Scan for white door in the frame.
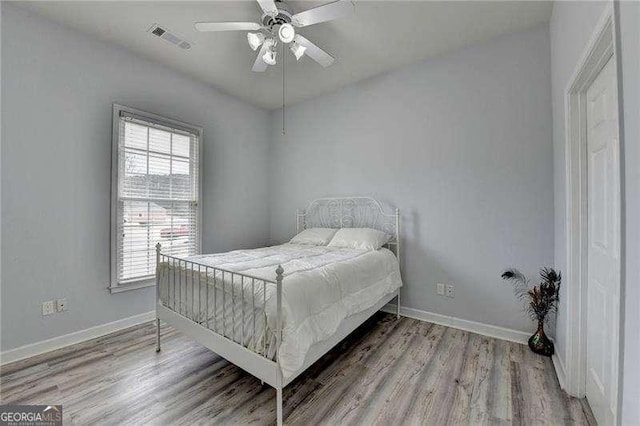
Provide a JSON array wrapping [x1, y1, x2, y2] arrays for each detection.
[[585, 56, 620, 426]]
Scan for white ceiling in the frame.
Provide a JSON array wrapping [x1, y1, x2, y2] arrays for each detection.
[[16, 1, 553, 110]]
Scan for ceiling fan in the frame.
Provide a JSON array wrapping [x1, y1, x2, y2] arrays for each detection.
[[195, 0, 355, 72]]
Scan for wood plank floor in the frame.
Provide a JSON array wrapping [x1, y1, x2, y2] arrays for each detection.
[[0, 313, 595, 425]]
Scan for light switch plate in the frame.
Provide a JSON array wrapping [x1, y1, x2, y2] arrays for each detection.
[[56, 298, 67, 312], [436, 283, 445, 296]]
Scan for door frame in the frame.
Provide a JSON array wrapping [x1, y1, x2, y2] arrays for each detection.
[[563, 4, 622, 417]]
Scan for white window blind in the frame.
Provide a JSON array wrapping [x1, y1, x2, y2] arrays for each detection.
[[113, 108, 201, 286]]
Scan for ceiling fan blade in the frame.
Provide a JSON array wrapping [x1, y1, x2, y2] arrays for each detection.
[[294, 35, 335, 67], [252, 43, 270, 72], [195, 22, 261, 32], [291, 0, 354, 28], [256, 0, 278, 17]]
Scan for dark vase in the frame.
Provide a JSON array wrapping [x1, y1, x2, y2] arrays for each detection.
[[528, 321, 554, 356]]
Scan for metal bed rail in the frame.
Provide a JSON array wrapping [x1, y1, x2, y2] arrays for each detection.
[[154, 243, 284, 363]]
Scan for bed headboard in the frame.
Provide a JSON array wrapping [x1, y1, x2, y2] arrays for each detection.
[[296, 197, 401, 261]]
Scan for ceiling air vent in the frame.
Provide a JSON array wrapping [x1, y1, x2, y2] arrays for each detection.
[[148, 24, 192, 50]]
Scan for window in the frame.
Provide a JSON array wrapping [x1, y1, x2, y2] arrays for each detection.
[[110, 105, 201, 292]]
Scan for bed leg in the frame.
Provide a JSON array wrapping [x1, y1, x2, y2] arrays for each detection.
[[396, 291, 401, 319], [276, 387, 283, 426], [155, 318, 161, 352]]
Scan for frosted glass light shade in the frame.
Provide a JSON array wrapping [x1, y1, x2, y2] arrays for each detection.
[[247, 32, 265, 51]]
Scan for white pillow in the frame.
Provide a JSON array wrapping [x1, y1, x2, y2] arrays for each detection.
[[289, 228, 338, 246], [327, 228, 391, 251]]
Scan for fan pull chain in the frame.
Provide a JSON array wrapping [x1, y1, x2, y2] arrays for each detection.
[[282, 41, 286, 135]]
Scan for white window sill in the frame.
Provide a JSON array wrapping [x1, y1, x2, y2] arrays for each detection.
[[108, 279, 155, 294]]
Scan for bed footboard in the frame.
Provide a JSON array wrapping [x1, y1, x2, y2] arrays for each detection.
[[154, 243, 285, 423]]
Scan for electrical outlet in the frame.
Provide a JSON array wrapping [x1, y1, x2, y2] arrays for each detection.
[[56, 298, 67, 312], [436, 283, 445, 296], [42, 301, 55, 316], [446, 284, 455, 298]]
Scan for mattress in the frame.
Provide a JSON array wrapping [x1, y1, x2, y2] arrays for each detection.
[[157, 243, 402, 378]]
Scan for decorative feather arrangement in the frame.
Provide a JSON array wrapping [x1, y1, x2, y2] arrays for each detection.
[[501, 267, 561, 356], [501, 268, 561, 324]]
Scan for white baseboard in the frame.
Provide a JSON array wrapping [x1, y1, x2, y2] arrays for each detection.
[[382, 303, 530, 345], [0, 311, 155, 366]]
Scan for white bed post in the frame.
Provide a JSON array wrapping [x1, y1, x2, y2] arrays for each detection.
[[155, 242, 162, 353], [395, 208, 401, 319], [296, 208, 305, 234], [276, 384, 283, 426], [275, 264, 284, 426]]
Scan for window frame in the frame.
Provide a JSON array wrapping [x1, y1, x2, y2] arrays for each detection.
[[109, 104, 203, 294]]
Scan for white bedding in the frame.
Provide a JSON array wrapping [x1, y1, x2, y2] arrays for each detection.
[[158, 243, 402, 378]]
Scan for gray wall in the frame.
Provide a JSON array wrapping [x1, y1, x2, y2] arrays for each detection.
[[549, 0, 608, 374], [618, 1, 640, 423], [269, 27, 553, 334], [0, 4, 271, 351]]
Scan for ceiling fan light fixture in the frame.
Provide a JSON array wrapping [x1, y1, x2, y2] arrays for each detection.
[[290, 42, 306, 61], [263, 50, 277, 65], [247, 32, 265, 51], [262, 39, 277, 65], [197, 0, 348, 72], [278, 23, 295, 44]]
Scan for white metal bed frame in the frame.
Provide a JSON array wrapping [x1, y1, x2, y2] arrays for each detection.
[[155, 197, 401, 425]]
